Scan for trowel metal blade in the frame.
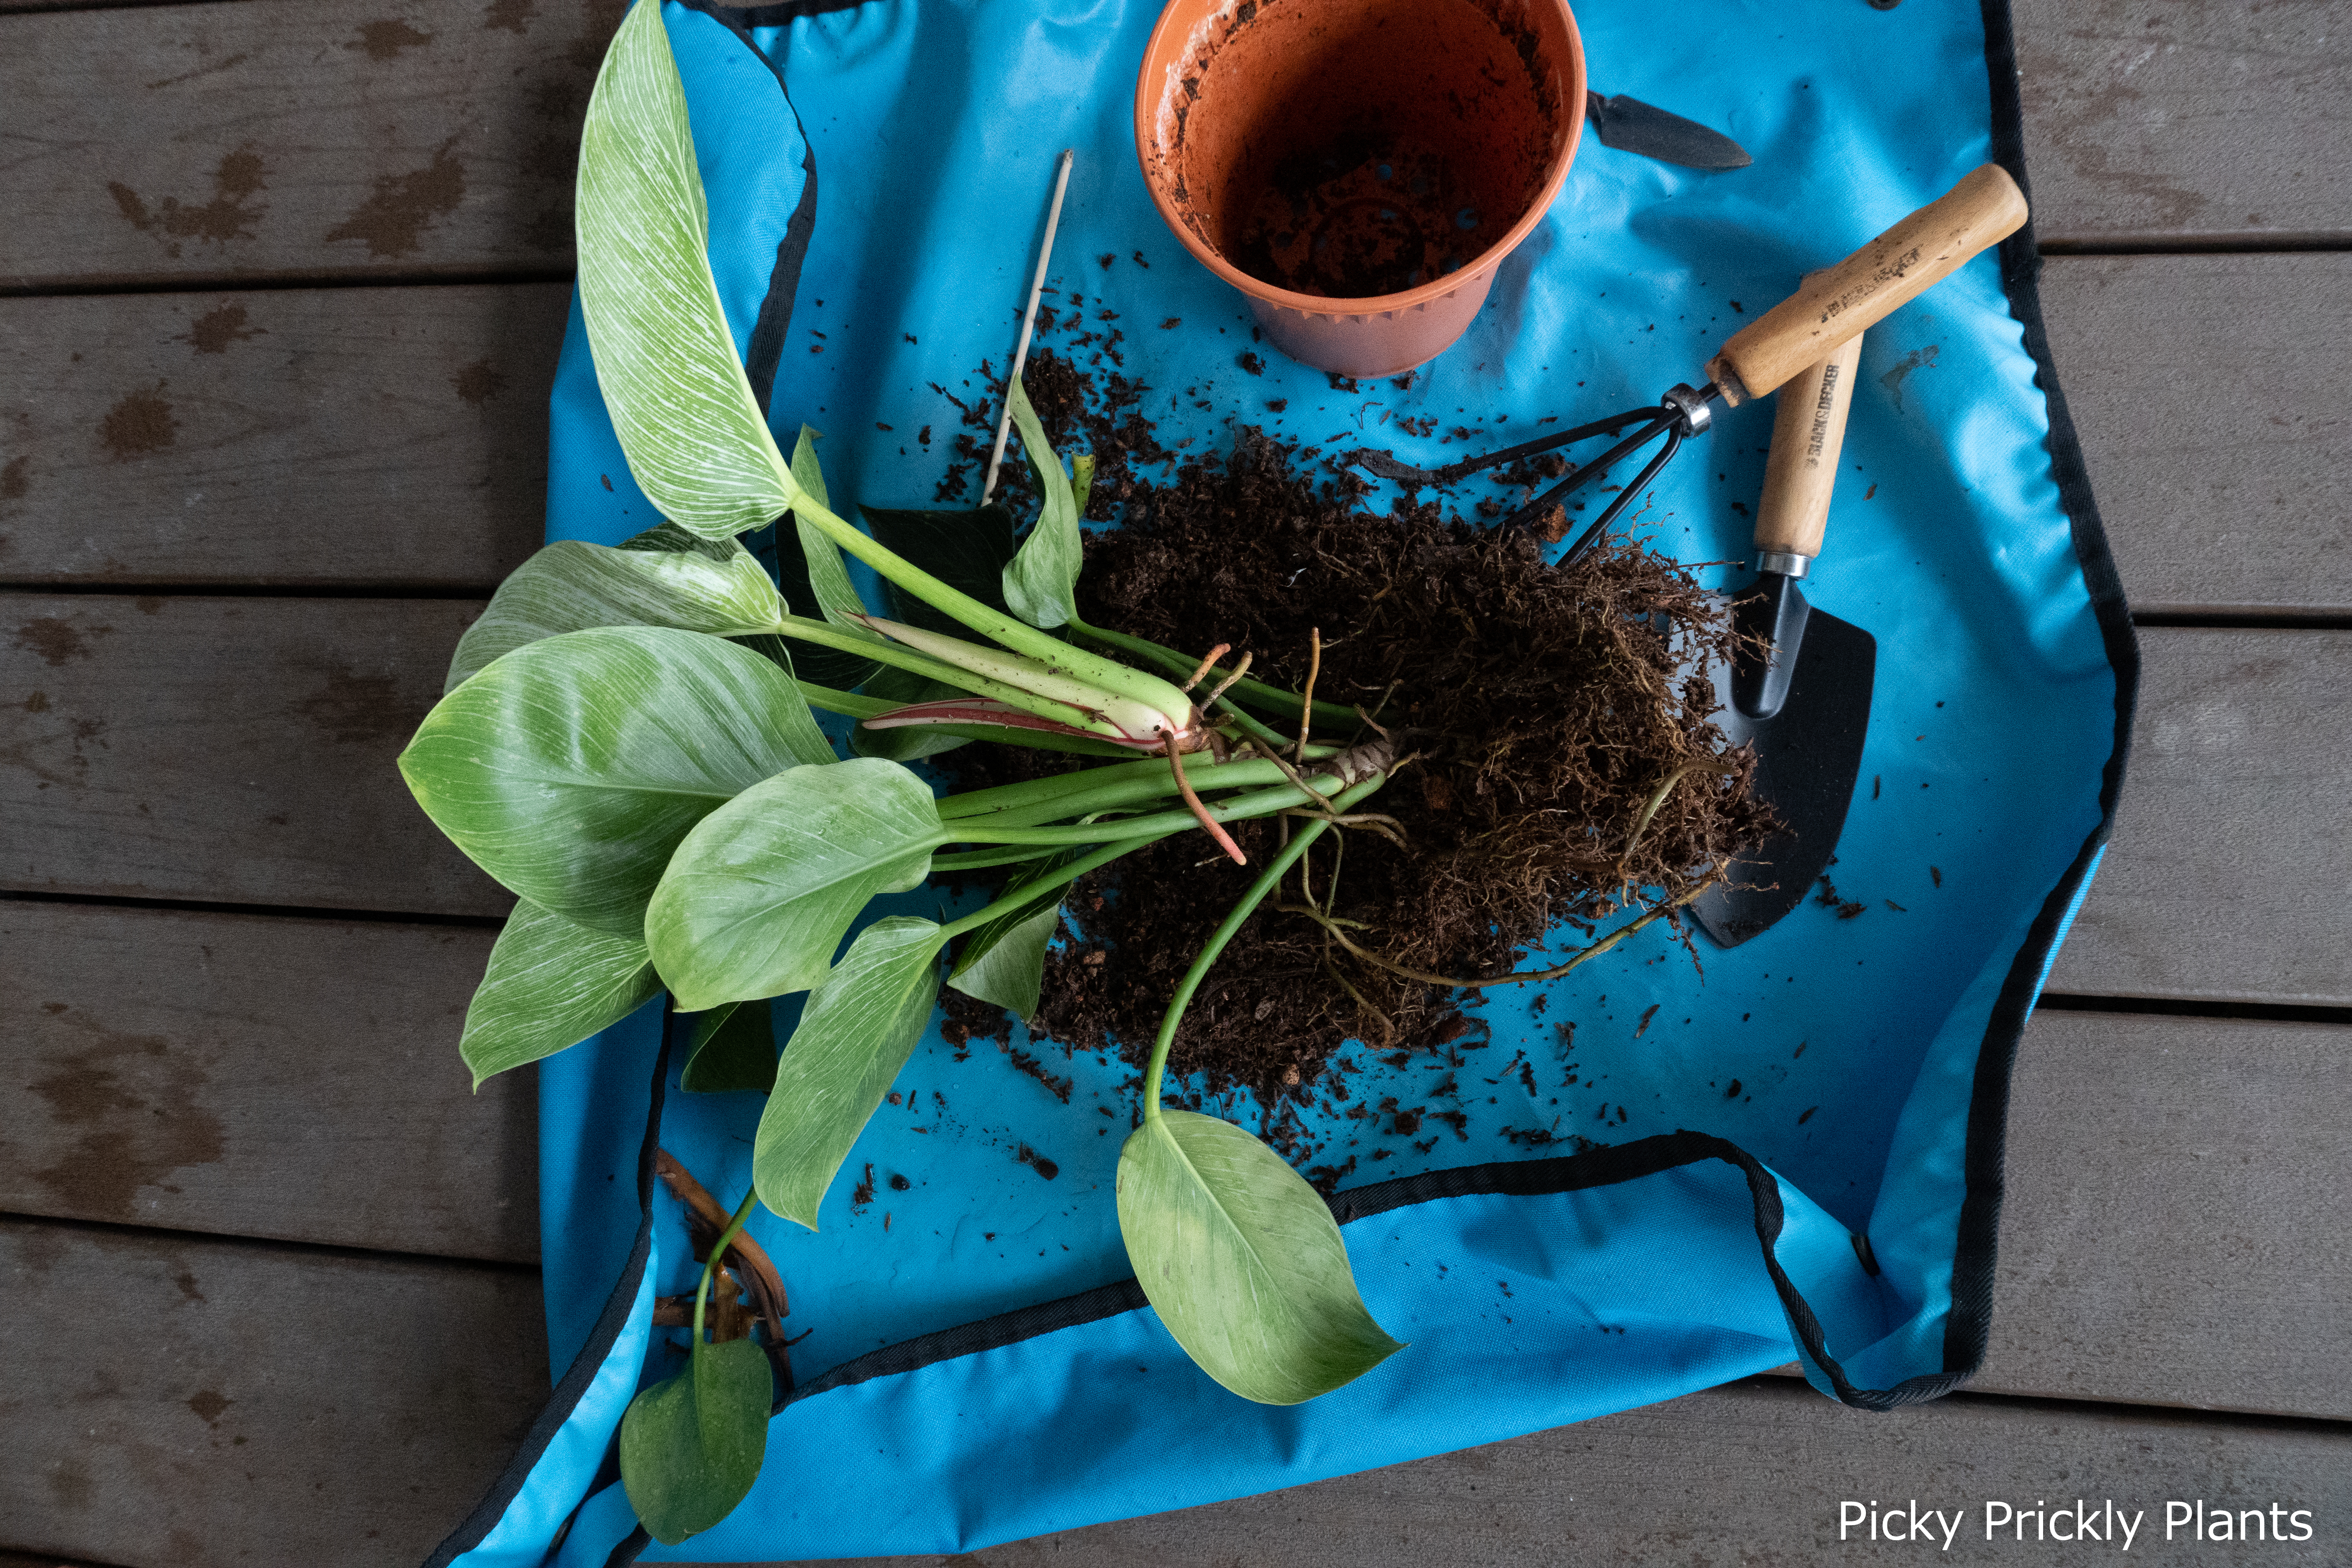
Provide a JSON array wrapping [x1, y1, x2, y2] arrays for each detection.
[[1690, 599, 1876, 947]]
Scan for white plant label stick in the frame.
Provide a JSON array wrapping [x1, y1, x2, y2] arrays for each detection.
[[983, 148, 1076, 504]]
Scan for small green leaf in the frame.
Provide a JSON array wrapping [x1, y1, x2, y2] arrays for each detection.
[[618, 1335, 771, 1545], [755, 916, 945, 1229], [444, 538, 783, 693], [459, 899, 661, 1088], [1000, 380, 1084, 629], [681, 998, 779, 1094], [399, 627, 831, 936], [576, 0, 794, 539], [787, 426, 880, 635], [861, 504, 1019, 638], [1117, 1110, 1405, 1405], [1070, 452, 1096, 517], [946, 850, 1076, 1020], [644, 758, 942, 1009]]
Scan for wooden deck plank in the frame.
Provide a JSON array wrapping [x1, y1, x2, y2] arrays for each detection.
[[0, 0, 617, 291], [2045, 629, 2351, 1008], [1, 0, 2342, 294], [2038, 254, 2351, 618], [0, 285, 568, 590], [5, 259, 2342, 612], [0, 902, 533, 1263], [7, 1222, 2343, 1568], [10, 604, 2335, 1004], [2014, 0, 2352, 249], [0, 1221, 545, 1568], [1, 593, 508, 916], [1, 958, 2340, 1422], [1980, 1013, 2352, 1420]]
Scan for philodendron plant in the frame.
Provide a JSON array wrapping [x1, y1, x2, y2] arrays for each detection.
[[398, 2, 1406, 1544]]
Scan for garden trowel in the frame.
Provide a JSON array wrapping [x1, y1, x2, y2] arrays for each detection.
[[1688, 332, 1875, 947]]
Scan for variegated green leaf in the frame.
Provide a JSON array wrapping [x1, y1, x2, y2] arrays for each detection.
[[459, 898, 661, 1088], [619, 1335, 770, 1544], [576, 0, 794, 539], [786, 425, 879, 636], [754, 916, 946, 1229], [643, 758, 942, 1009], [443, 539, 783, 693], [1000, 379, 1085, 630], [1118, 1110, 1405, 1404], [399, 627, 832, 936]]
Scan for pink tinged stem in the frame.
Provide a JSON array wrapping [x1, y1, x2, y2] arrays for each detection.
[[1166, 732, 1247, 865], [861, 699, 1168, 751]]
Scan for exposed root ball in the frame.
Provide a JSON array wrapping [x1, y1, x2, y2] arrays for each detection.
[[960, 430, 1771, 1106]]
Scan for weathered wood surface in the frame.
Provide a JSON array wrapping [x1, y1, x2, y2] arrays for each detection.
[[1977, 1013, 2352, 1420], [11, 603, 2337, 1004], [11, 1225, 2345, 1568], [0, 902, 533, 1263], [0, 285, 568, 590], [1, 0, 2342, 294], [0, 1221, 546, 1568], [2, 593, 508, 915], [2037, 254, 2351, 618], [0, 0, 620, 291], [10, 260, 2344, 616], [2014, 0, 2352, 249], [2044, 630, 2351, 1008]]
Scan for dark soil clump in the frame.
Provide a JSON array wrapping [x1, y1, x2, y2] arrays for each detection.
[[948, 430, 1769, 1112]]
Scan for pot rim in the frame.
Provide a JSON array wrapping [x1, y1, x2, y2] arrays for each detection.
[[1132, 0, 1588, 321]]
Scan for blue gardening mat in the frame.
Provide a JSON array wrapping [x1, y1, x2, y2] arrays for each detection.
[[426, 0, 2132, 1561]]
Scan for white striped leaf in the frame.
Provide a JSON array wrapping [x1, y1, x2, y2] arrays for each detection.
[[459, 898, 661, 1088], [754, 916, 946, 1229], [576, 0, 794, 539], [443, 539, 783, 693]]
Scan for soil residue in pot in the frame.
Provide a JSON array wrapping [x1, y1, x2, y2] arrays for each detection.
[[1168, 0, 1560, 299]]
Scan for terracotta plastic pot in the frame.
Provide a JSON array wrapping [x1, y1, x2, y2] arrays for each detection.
[[1135, 0, 1585, 378]]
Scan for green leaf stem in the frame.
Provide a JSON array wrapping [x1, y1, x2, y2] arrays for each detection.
[[443, 539, 783, 693], [399, 627, 833, 936], [1118, 1110, 1405, 1405], [458, 899, 661, 1088], [860, 503, 1019, 638], [754, 916, 946, 1228], [644, 758, 940, 1009], [576, 0, 793, 539]]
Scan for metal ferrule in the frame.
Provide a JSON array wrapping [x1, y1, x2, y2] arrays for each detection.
[[1662, 381, 1715, 437], [1754, 550, 1812, 579]]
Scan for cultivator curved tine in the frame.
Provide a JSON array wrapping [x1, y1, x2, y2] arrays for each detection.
[[1347, 385, 1721, 561]]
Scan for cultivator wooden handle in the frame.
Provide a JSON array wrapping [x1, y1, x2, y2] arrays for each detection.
[[1753, 331, 1864, 563], [1705, 163, 2028, 405]]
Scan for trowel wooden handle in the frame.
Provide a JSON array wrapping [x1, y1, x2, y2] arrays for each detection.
[[1754, 332, 1863, 560], [1704, 164, 2026, 405]]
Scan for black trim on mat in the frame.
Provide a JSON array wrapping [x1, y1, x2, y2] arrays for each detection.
[[675, 0, 821, 414], [419, 1028, 675, 1568], [684, 0, 875, 26], [1864, 0, 2144, 1411]]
